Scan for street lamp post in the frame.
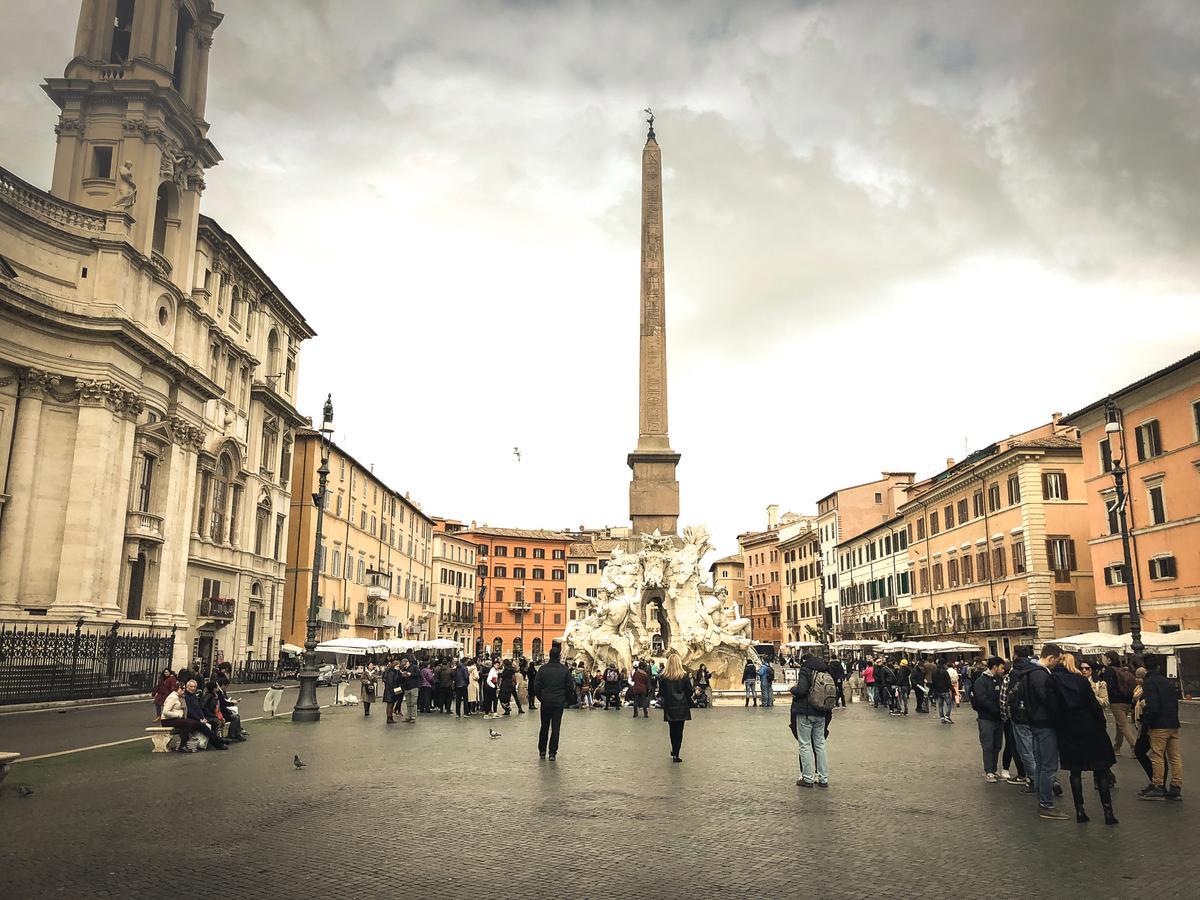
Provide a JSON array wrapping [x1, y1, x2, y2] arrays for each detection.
[[293, 394, 334, 722], [1104, 399, 1144, 657], [477, 564, 487, 659]]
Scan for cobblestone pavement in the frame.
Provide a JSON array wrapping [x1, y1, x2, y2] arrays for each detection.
[[0, 682, 309, 758], [1, 700, 1198, 899]]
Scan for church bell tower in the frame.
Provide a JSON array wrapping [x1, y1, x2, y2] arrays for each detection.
[[42, 0, 223, 291]]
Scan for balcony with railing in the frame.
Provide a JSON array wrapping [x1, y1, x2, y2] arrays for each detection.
[[125, 510, 164, 544], [199, 597, 235, 620], [317, 607, 349, 628]]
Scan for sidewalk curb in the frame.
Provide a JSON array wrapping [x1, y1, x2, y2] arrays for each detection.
[[0, 682, 298, 716]]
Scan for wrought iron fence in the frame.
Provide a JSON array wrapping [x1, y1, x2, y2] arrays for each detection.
[[232, 659, 278, 683], [0, 619, 176, 705]]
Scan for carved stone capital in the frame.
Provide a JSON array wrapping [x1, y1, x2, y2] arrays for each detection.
[[75, 379, 145, 419], [20, 368, 63, 399], [167, 415, 205, 451], [54, 117, 83, 136]]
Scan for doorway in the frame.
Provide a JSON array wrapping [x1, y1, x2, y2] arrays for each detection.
[[126, 551, 146, 619]]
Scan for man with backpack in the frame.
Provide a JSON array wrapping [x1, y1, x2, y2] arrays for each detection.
[[789, 653, 836, 788], [1011, 643, 1068, 819], [758, 659, 775, 708]]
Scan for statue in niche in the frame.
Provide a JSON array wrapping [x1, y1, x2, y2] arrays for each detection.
[[110, 160, 137, 210]]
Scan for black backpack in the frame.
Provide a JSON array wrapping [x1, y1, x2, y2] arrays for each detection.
[[1008, 670, 1033, 724]]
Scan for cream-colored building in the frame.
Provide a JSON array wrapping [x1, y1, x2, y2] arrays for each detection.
[[708, 554, 748, 612], [779, 520, 822, 644], [0, 0, 313, 673], [283, 433, 434, 650], [432, 528, 477, 656]]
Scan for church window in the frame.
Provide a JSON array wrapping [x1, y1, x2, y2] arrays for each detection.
[[172, 7, 194, 92], [91, 146, 113, 179], [110, 0, 135, 64]]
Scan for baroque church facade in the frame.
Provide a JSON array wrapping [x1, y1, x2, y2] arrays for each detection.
[[0, 0, 313, 671]]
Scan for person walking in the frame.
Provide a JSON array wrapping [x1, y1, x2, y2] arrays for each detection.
[[359, 661, 380, 717], [932, 660, 954, 723], [742, 659, 758, 708], [630, 662, 651, 718], [1138, 655, 1183, 801], [482, 659, 500, 718], [893, 659, 911, 716], [1026, 643, 1068, 819], [466, 658, 480, 716], [499, 658, 524, 715], [532, 643, 576, 760], [658, 651, 694, 763], [789, 653, 835, 788], [863, 660, 876, 706], [876, 660, 895, 711], [526, 659, 539, 711], [695, 664, 712, 706], [436, 659, 455, 714], [418, 660, 435, 713], [973, 656, 1005, 782], [1098, 651, 1139, 757], [758, 659, 775, 708], [828, 657, 847, 708], [997, 659, 1028, 784], [1048, 653, 1118, 824]]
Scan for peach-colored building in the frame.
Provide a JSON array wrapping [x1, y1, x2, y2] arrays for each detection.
[[1062, 351, 1200, 694], [708, 554, 748, 612], [891, 420, 1098, 658]]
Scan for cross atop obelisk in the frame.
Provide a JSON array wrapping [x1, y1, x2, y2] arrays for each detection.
[[628, 110, 681, 537]]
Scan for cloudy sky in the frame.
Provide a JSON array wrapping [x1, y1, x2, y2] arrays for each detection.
[[4, 1, 1200, 555]]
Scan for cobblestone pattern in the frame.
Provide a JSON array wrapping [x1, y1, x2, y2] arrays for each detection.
[[0, 701, 1197, 898]]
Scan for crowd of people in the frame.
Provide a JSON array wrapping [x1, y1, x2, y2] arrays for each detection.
[[151, 661, 247, 752]]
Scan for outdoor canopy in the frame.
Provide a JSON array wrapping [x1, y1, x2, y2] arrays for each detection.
[[1055, 630, 1200, 655], [782, 640, 822, 648]]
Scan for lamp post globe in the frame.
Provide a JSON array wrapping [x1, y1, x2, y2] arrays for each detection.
[[293, 394, 334, 722]]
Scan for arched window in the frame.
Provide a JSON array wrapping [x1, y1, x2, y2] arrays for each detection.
[[230, 285, 241, 325], [254, 493, 272, 556], [152, 182, 179, 258], [512, 637, 523, 658], [267, 329, 281, 379], [210, 455, 233, 542], [492, 637, 503, 658], [531, 637, 542, 661]]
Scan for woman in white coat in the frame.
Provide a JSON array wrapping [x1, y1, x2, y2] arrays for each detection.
[[466, 659, 480, 716]]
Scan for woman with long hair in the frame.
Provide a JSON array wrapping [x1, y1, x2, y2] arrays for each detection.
[[657, 652, 693, 763], [1051, 652, 1118, 824]]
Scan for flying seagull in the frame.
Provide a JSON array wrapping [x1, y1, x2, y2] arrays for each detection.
[[293, 754, 306, 769], [512, 447, 521, 462], [489, 728, 502, 739]]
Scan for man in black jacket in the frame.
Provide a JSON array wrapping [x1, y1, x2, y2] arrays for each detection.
[[789, 655, 832, 787], [532, 643, 576, 760], [1027, 643, 1068, 819], [973, 657, 1004, 781], [1099, 651, 1138, 755], [828, 658, 847, 708], [1139, 655, 1183, 801]]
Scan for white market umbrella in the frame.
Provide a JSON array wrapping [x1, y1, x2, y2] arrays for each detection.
[[315, 637, 389, 655], [829, 640, 880, 650], [281, 643, 304, 655], [423, 638, 464, 650], [1053, 632, 1127, 652], [782, 641, 822, 649], [1120, 630, 1200, 654], [382, 638, 421, 652]]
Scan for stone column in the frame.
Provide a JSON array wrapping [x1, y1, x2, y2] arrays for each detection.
[[192, 34, 213, 119], [96, 400, 141, 613], [0, 370, 57, 612], [159, 421, 201, 625]]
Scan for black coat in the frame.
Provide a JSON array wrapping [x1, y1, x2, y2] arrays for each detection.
[[382, 666, 402, 701], [789, 657, 832, 720], [931, 667, 952, 693], [1047, 666, 1116, 772], [1141, 672, 1181, 730], [828, 660, 846, 682], [973, 671, 1002, 722], [658, 676, 693, 722], [533, 660, 576, 707]]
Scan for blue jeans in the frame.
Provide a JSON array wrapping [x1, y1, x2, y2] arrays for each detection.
[[867, 684, 876, 704], [796, 714, 829, 784], [1013, 723, 1036, 780], [744, 681, 757, 702], [977, 718, 1002, 774], [760, 678, 773, 706], [1031, 726, 1060, 808], [937, 692, 954, 720]]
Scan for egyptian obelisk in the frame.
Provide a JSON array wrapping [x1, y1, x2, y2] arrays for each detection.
[[628, 112, 681, 537]]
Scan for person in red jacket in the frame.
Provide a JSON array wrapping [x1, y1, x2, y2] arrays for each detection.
[[630, 662, 651, 718]]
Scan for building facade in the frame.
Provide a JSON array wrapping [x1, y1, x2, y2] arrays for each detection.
[[1063, 352, 1200, 639], [283, 433, 433, 651], [0, 0, 313, 673], [432, 528, 477, 657], [738, 506, 801, 647], [708, 554, 748, 613], [816, 472, 914, 637], [836, 515, 912, 641], [462, 527, 571, 661], [779, 524, 823, 644], [895, 421, 1097, 658]]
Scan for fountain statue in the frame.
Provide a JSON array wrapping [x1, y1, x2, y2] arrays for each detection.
[[561, 525, 760, 688]]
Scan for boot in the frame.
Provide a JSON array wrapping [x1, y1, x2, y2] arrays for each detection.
[[1070, 773, 1089, 823], [1098, 779, 1119, 824]]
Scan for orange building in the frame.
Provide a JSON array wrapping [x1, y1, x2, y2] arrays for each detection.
[[460, 526, 571, 661], [893, 420, 1097, 658], [738, 506, 811, 647], [1062, 351, 1200, 692]]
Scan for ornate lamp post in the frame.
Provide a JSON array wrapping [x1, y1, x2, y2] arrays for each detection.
[[476, 563, 487, 659], [1104, 399, 1144, 656], [293, 394, 334, 722]]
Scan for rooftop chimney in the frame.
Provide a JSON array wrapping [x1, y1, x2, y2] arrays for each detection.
[[946, 457, 955, 469], [766, 504, 780, 529], [1051, 411, 1063, 425]]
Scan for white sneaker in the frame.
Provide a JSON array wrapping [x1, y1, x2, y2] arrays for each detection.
[[1000, 770, 1011, 781], [984, 772, 998, 783]]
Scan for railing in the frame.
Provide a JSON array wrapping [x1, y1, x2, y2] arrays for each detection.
[[96, 64, 126, 81], [0, 165, 108, 233], [199, 597, 235, 620], [150, 250, 172, 277], [126, 510, 164, 542], [331, 609, 348, 627], [903, 612, 1035, 637], [232, 660, 277, 683], [0, 620, 175, 705], [356, 612, 385, 627]]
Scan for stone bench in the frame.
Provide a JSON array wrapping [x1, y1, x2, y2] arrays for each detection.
[[145, 726, 181, 753], [0, 751, 20, 784]]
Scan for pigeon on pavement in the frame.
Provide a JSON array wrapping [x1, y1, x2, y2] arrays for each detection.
[[293, 754, 306, 769], [488, 729, 501, 739], [16, 786, 33, 797]]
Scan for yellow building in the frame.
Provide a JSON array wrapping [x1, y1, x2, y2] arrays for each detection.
[[894, 420, 1098, 658], [779, 524, 822, 643], [283, 431, 433, 649], [432, 526, 477, 656]]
